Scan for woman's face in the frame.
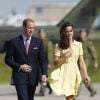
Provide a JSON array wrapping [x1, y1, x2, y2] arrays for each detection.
[[65, 26, 73, 39]]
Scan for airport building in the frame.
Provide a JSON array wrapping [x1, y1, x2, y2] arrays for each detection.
[[27, 3, 74, 25]]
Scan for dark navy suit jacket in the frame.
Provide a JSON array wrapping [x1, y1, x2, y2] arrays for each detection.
[[5, 35, 47, 86]]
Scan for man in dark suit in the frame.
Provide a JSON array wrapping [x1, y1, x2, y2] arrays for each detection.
[[5, 18, 47, 100]]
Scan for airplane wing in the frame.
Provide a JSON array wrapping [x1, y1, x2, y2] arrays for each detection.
[[57, 0, 100, 33]]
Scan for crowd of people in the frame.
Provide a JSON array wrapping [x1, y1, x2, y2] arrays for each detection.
[[4, 18, 98, 100]]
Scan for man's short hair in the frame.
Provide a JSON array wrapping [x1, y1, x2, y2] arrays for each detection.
[[23, 18, 34, 27]]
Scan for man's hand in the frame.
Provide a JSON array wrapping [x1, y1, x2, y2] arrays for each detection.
[[41, 75, 47, 85], [20, 64, 32, 72], [94, 61, 98, 69]]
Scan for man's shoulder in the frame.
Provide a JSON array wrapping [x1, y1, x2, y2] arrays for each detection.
[[9, 35, 21, 42], [85, 38, 93, 46], [31, 36, 42, 44], [32, 36, 40, 41], [6, 35, 21, 47], [45, 38, 52, 44]]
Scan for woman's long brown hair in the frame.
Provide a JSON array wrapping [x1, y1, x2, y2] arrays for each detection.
[[58, 22, 73, 49]]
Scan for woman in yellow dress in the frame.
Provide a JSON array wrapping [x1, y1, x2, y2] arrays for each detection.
[[49, 22, 90, 100]]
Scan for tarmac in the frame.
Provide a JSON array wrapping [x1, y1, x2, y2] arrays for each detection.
[[0, 83, 100, 100]]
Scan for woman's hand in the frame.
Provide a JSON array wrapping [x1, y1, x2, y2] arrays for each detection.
[[64, 48, 72, 57], [83, 75, 91, 87], [54, 56, 65, 66], [79, 55, 91, 87]]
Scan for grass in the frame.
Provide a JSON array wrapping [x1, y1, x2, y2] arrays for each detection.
[[92, 30, 100, 35], [88, 41, 100, 82], [0, 54, 11, 84], [0, 41, 100, 84]]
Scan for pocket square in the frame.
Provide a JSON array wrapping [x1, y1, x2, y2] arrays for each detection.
[[33, 47, 38, 49]]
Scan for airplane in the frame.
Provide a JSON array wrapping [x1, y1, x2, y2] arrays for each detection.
[[0, 0, 100, 53]]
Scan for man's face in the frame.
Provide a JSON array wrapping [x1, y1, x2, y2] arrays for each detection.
[[23, 21, 35, 37], [80, 32, 87, 39], [39, 32, 46, 40]]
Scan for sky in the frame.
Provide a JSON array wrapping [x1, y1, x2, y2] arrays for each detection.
[[0, 0, 80, 17]]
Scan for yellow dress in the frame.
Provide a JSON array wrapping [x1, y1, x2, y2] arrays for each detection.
[[49, 40, 83, 97]]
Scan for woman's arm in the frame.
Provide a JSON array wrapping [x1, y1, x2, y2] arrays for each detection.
[[78, 55, 90, 86]]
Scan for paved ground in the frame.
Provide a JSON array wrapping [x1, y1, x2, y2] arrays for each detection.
[[0, 83, 100, 100]]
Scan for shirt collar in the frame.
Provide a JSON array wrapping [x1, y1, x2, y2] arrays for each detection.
[[22, 34, 31, 41], [72, 40, 78, 46]]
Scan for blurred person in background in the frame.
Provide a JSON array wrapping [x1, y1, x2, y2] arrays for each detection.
[[35, 29, 53, 96], [78, 29, 98, 97]]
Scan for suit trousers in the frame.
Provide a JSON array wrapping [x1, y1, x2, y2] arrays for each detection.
[[15, 84, 36, 100]]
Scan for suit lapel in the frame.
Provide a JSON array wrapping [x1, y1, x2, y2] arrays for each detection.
[[18, 35, 26, 55]]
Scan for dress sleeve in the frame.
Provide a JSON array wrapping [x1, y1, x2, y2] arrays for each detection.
[[54, 43, 61, 57], [79, 42, 83, 56]]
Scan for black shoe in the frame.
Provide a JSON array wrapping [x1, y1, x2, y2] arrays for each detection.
[[90, 91, 97, 97], [48, 89, 52, 95], [35, 93, 45, 96]]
